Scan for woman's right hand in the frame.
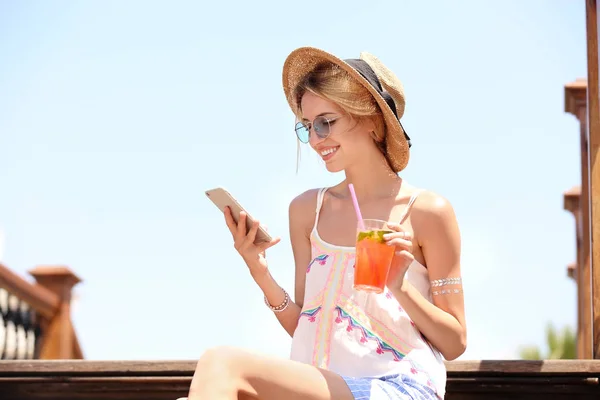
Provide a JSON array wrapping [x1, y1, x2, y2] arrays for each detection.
[[224, 206, 281, 280]]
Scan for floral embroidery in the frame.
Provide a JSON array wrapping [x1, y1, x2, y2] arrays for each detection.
[[335, 306, 405, 361], [307, 254, 329, 273], [300, 306, 322, 322]]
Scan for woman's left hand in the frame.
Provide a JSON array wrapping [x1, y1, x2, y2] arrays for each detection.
[[383, 222, 415, 290]]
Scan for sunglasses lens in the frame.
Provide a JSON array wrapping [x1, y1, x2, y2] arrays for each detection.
[[295, 122, 310, 143], [313, 116, 330, 139]]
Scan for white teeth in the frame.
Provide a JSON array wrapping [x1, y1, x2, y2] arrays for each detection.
[[320, 147, 338, 156]]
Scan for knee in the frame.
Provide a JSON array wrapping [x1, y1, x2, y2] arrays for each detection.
[[194, 346, 242, 380], [189, 346, 243, 397]]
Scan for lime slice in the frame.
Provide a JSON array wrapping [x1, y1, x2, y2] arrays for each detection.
[[357, 231, 373, 242], [375, 230, 393, 243], [357, 229, 393, 243]]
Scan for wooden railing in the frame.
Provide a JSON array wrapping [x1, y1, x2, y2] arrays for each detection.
[[0, 359, 598, 399], [0, 263, 83, 360], [0, 288, 43, 359]]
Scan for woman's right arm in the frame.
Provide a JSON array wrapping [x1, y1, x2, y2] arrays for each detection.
[[253, 190, 315, 337]]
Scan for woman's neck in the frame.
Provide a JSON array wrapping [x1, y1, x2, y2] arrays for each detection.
[[342, 153, 402, 202]]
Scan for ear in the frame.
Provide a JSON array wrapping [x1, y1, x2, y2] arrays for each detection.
[[362, 117, 376, 133], [362, 118, 383, 143]]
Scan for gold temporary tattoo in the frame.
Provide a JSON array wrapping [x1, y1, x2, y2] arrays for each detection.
[[430, 277, 462, 287], [432, 288, 463, 296]]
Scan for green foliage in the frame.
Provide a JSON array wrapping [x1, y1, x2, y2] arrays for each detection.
[[519, 323, 576, 360]]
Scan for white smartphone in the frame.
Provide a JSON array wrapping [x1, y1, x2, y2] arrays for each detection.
[[205, 187, 273, 244]]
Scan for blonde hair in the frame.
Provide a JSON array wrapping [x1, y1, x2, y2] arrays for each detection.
[[292, 62, 390, 169]]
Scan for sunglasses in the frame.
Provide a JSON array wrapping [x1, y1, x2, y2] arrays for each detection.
[[294, 115, 338, 144]]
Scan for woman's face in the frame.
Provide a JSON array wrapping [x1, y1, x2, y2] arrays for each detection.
[[299, 91, 374, 173]]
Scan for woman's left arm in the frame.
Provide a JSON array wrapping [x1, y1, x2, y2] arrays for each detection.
[[388, 192, 466, 361]]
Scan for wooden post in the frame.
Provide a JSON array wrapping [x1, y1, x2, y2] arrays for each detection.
[[565, 81, 592, 358], [564, 185, 582, 282], [587, 0, 600, 359], [28, 265, 83, 359]]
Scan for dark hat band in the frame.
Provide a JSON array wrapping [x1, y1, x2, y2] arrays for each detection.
[[344, 59, 411, 147]]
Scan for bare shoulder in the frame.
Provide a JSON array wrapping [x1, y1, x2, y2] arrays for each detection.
[[412, 189, 457, 219], [410, 189, 460, 242], [289, 188, 320, 216], [289, 188, 321, 235]]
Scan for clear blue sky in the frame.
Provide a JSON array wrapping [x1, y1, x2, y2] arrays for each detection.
[[0, 0, 586, 360]]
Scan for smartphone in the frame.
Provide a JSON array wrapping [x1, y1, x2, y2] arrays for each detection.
[[205, 187, 273, 244]]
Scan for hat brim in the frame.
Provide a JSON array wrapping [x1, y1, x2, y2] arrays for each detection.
[[282, 46, 409, 172]]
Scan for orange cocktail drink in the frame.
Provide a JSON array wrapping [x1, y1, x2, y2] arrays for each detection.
[[353, 219, 395, 294]]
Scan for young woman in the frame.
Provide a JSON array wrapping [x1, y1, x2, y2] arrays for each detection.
[[183, 47, 466, 400]]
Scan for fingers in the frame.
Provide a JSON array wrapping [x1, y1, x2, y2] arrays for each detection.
[[386, 238, 413, 252], [385, 223, 411, 239], [392, 249, 415, 270], [383, 231, 413, 241], [394, 249, 414, 259], [245, 219, 260, 245], [387, 222, 402, 232], [236, 211, 248, 239], [258, 237, 281, 252], [224, 208, 279, 254], [383, 229, 413, 252], [224, 207, 237, 235], [383, 230, 413, 242]]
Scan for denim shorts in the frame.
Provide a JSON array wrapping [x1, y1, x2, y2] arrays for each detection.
[[342, 373, 440, 400]]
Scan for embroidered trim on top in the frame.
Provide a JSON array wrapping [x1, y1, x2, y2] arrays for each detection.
[[307, 254, 329, 273], [299, 306, 322, 322], [334, 304, 440, 390], [311, 252, 341, 368], [335, 306, 405, 361], [337, 293, 421, 350]]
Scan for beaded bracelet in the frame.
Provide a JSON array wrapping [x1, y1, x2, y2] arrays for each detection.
[[264, 288, 290, 313]]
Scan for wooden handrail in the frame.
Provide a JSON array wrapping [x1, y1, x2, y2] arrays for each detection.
[[0, 264, 84, 360], [0, 263, 59, 319], [0, 360, 598, 400], [0, 359, 599, 376]]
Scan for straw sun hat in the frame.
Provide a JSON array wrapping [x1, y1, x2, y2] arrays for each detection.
[[282, 47, 412, 173]]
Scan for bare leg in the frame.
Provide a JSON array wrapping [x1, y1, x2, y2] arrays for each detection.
[[182, 346, 355, 400]]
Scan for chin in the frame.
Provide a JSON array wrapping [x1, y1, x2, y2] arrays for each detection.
[[324, 162, 345, 173]]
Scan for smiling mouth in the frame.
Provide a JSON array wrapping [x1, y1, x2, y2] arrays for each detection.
[[320, 147, 339, 157]]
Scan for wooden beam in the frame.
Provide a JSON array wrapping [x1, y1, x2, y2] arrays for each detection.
[[588, 0, 600, 359], [565, 81, 592, 358]]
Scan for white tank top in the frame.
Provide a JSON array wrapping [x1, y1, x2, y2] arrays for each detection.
[[290, 187, 447, 398]]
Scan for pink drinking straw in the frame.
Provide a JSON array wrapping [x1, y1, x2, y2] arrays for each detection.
[[348, 184, 365, 230], [348, 183, 378, 288]]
